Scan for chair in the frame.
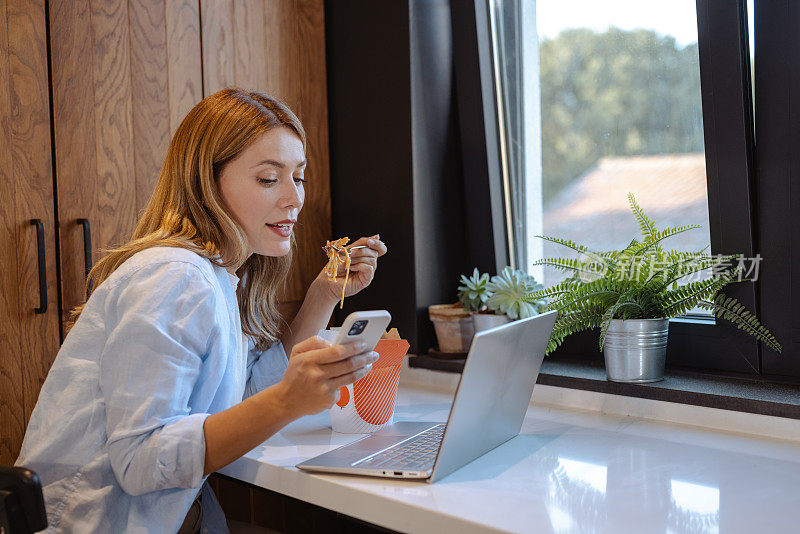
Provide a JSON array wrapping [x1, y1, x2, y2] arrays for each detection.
[[0, 466, 47, 533]]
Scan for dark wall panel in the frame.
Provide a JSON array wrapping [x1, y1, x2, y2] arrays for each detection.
[[410, 0, 468, 354], [326, 0, 468, 353], [325, 0, 417, 346]]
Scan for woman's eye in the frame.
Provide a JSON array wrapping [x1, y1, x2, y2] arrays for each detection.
[[257, 177, 305, 185]]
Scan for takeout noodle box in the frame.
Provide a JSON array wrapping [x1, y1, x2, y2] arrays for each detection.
[[325, 336, 411, 433]]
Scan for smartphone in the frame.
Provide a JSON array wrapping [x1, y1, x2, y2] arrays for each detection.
[[332, 310, 392, 352]]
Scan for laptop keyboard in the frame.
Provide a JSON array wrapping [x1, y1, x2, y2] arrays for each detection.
[[352, 424, 446, 471]]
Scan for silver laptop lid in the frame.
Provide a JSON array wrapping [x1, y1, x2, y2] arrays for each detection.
[[428, 310, 558, 483]]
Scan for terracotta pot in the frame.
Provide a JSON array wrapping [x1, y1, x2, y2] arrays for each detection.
[[471, 312, 511, 333], [428, 303, 474, 353]]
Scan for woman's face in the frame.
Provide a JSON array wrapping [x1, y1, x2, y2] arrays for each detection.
[[218, 126, 306, 258]]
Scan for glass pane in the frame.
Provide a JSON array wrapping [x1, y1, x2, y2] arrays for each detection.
[[489, 0, 537, 273], [532, 0, 713, 316]]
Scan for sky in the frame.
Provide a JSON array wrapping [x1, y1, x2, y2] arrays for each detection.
[[536, 0, 755, 52]]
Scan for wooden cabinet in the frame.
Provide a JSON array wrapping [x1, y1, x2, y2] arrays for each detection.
[[2, 0, 331, 465], [209, 474, 394, 533], [0, 0, 61, 466]]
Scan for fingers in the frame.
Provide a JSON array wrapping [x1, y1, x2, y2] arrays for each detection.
[[348, 251, 378, 265], [349, 248, 378, 261], [311, 340, 369, 365], [330, 364, 373, 389], [292, 335, 332, 355], [350, 262, 375, 276], [367, 237, 388, 257], [324, 350, 379, 378], [334, 256, 376, 277], [347, 235, 387, 257]]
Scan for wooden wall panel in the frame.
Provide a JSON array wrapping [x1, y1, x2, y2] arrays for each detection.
[[232, 0, 268, 90], [262, 0, 332, 304], [200, 0, 269, 92], [0, 0, 25, 466], [165, 0, 203, 137], [200, 0, 233, 95], [129, 0, 170, 211], [291, 0, 332, 305], [4, 0, 60, 462], [262, 0, 286, 96], [90, 0, 136, 250]]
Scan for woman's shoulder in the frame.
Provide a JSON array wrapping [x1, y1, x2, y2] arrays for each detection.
[[103, 246, 222, 292]]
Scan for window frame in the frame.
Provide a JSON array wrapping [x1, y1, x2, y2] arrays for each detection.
[[451, 0, 511, 277], [754, 0, 800, 379]]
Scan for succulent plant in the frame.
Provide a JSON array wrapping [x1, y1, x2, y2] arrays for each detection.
[[486, 267, 545, 320], [457, 268, 491, 312]]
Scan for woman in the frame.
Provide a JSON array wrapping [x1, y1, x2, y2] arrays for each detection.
[[16, 88, 387, 533]]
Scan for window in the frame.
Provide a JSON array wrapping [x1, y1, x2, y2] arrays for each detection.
[[535, 1, 713, 316], [486, 0, 766, 375]]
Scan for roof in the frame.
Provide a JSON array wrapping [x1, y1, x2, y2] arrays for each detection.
[[540, 153, 711, 286]]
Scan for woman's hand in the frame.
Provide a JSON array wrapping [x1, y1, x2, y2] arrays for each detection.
[[314, 234, 388, 304], [276, 335, 379, 417]]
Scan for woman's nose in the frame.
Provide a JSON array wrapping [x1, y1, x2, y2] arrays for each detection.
[[280, 180, 303, 208]]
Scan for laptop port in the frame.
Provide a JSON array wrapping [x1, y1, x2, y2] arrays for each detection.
[[394, 471, 403, 476]]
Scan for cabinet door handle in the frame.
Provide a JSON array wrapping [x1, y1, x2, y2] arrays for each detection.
[[77, 218, 92, 295], [30, 219, 47, 314]]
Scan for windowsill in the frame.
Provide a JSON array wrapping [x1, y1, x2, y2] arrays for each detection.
[[408, 354, 800, 421]]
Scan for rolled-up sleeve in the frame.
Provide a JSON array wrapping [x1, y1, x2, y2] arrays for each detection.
[[244, 339, 289, 399], [99, 261, 219, 496]]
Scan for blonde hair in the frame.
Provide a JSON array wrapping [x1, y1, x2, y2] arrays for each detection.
[[70, 88, 306, 349]]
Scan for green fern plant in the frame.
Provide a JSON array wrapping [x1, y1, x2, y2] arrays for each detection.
[[525, 193, 782, 355], [486, 266, 545, 320], [457, 268, 491, 312]]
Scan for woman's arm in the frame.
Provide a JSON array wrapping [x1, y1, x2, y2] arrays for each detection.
[[202, 383, 296, 475], [279, 282, 338, 357], [203, 336, 377, 474]]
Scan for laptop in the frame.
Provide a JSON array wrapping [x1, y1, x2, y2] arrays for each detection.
[[296, 310, 558, 483]]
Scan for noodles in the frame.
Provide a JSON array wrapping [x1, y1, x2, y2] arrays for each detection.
[[323, 237, 352, 309]]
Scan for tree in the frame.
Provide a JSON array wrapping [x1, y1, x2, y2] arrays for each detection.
[[539, 28, 705, 201]]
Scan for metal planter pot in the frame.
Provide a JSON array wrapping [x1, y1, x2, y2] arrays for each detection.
[[603, 318, 669, 383], [471, 312, 511, 333]]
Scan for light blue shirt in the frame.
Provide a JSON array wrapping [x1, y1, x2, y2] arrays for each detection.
[[16, 247, 289, 533]]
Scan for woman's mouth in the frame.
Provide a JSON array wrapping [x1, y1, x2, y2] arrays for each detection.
[[266, 222, 293, 237]]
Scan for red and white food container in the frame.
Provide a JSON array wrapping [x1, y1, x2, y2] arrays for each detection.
[[318, 329, 410, 433]]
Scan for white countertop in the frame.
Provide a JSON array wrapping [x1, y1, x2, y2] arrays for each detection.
[[220, 371, 800, 533]]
